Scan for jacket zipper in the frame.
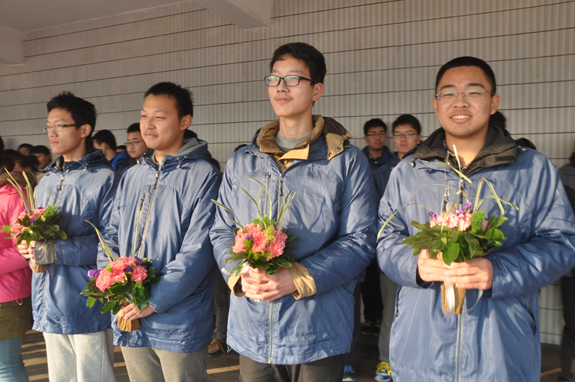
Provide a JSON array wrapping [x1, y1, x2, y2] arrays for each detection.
[[132, 190, 147, 257], [136, 162, 162, 259], [455, 313, 464, 382], [264, 173, 270, 216], [268, 301, 275, 363], [38, 169, 66, 330], [395, 286, 403, 317]]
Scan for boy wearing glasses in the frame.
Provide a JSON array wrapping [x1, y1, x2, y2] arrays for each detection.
[[377, 56, 575, 381], [210, 42, 377, 382], [18, 92, 119, 382], [125, 122, 149, 163], [363, 118, 393, 170]]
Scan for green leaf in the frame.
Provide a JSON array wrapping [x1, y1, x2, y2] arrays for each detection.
[[101, 300, 116, 313], [443, 242, 460, 265], [86, 296, 96, 308]]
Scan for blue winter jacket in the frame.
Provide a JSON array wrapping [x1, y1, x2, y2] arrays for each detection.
[[98, 139, 221, 353], [210, 117, 377, 365], [33, 150, 119, 334], [377, 126, 575, 382]]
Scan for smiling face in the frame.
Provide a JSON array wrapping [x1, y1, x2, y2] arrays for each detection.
[[46, 108, 90, 161], [140, 94, 191, 161], [268, 54, 323, 122], [433, 66, 500, 142]]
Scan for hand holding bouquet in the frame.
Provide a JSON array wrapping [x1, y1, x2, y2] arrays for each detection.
[[213, 177, 295, 277], [80, 221, 160, 332], [1, 170, 67, 273]]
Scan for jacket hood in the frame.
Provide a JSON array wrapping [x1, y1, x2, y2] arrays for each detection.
[[46, 149, 112, 174], [412, 124, 518, 174], [142, 138, 212, 170]]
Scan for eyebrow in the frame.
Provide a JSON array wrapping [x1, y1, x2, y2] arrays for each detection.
[[270, 68, 307, 76], [438, 83, 486, 91], [141, 109, 168, 113]]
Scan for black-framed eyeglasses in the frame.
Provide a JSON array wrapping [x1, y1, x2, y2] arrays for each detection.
[[124, 140, 144, 148], [264, 75, 313, 87], [393, 132, 419, 139], [41, 124, 76, 133], [435, 88, 494, 103]]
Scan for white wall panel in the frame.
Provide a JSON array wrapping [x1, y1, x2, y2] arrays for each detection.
[[0, 0, 573, 344]]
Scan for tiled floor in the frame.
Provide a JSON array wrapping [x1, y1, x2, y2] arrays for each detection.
[[22, 330, 562, 381]]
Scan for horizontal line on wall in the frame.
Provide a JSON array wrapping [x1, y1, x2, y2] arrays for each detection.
[[26, 8, 209, 42], [1, 77, 575, 111], [271, 0, 401, 19], [11, 16, 574, 71], [1, 52, 574, 101]]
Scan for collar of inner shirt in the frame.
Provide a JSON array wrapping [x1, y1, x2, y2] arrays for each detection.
[[442, 140, 469, 170]]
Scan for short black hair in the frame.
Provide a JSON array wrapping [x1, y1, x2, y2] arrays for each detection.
[[47, 91, 97, 138], [127, 123, 140, 134], [92, 130, 117, 151], [392, 114, 421, 135], [31, 145, 51, 157], [144, 82, 194, 119], [435, 56, 496, 94], [363, 118, 387, 136], [270, 42, 327, 84], [18, 143, 33, 151]]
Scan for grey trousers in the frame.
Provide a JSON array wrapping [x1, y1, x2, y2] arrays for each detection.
[[378, 273, 397, 363], [43, 328, 116, 382], [121, 346, 207, 382]]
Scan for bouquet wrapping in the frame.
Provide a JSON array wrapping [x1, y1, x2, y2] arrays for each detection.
[[80, 222, 160, 332], [1, 170, 67, 273]]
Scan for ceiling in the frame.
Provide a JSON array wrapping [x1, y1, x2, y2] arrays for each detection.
[[0, 0, 271, 64]]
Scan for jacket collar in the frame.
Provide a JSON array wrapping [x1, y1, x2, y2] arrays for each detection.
[[141, 138, 212, 170], [254, 115, 351, 162], [412, 125, 518, 174], [46, 149, 110, 174]]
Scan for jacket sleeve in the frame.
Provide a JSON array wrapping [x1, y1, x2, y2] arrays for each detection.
[[489, 161, 575, 299], [55, 174, 119, 267], [376, 165, 424, 288], [147, 170, 222, 314], [210, 156, 244, 284], [0, 190, 29, 275], [295, 152, 377, 296]]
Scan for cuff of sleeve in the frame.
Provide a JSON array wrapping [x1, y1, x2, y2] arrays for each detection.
[[34, 240, 56, 265], [228, 274, 245, 297], [289, 262, 316, 300]]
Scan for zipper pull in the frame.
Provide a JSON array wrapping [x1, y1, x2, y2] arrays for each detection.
[[441, 187, 450, 212]]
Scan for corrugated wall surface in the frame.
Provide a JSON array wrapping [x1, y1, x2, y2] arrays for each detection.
[[0, 0, 573, 344]]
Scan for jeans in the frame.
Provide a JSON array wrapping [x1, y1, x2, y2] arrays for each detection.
[[0, 336, 29, 382]]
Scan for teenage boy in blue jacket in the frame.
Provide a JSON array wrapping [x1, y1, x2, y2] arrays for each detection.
[[210, 42, 377, 382], [377, 56, 575, 382], [98, 82, 221, 382], [19, 92, 119, 382]]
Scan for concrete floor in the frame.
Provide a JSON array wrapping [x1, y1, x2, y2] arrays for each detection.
[[22, 330, 563, 381]]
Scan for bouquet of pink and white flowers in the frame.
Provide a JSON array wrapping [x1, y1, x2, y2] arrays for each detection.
[[213, 177, 296, 276], [80, 222, 160, 331]]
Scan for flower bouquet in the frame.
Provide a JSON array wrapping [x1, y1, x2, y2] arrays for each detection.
[[378, 147, 517, 315], [213, 177, 296, 276], [1, 170, 67, 273], [80, 221, 160, 332]]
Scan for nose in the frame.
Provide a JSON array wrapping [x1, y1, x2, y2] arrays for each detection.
[[453, 92, 469, 107]]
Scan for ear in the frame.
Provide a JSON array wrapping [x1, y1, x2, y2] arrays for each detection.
[[432, 97, 439, 117], [312, 83, 323, 102], [489, 94, 501, 115], [363, 135, 369, 145], [80, 124, 92, 139], [180, 115, 192, 131]]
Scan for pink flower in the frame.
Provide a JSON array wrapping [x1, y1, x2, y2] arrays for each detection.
[[111, 260, 128, 273], [266, 230, 288, 259], [246, 223, 268, 253], [233, 229, 248, 253], [457, 213, 472, 231], [110, 269, 126, 284], [33, 208, 46, 215], [481, 220, 489, 232], [95, 269, 113, 291], [18, 211, 27, 221], [445, 212, 459, 229], [119, 257, 137, 267], [132, 265, 148, 284]]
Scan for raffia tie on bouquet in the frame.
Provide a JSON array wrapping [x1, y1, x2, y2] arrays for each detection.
[[117, 316, 140, 332], [441, 282, 466, 315]]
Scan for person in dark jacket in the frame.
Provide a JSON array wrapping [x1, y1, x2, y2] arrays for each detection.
[[18, 91, 119, 382], [210, 42, 377, 382], [93, 129, 131, 175], [99, 82, 221, 382], [377, 56, 575, 382], [362, 118, 392, 170]]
